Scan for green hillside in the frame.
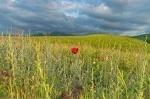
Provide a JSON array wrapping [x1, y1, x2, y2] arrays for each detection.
[[133, 34, 150, 43], [32, 34, 150, 52]]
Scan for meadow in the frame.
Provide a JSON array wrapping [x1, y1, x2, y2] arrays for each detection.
[[0, 34, 150, 99]]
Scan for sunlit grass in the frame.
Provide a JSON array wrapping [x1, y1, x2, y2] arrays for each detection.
[[0, 34, 150, 99]]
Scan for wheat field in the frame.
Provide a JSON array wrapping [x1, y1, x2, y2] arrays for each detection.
[[0, 34, 150, 99]]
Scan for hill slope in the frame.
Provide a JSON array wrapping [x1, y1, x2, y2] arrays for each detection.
[[133, 34, 150, 43], [33, 34, 150, 52]]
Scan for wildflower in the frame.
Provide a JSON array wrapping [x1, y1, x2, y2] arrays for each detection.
[[71, 47, 79, 54], [135, 53, 139, 57], [93, 61, 96, 65], [105, 56, 109, 61]]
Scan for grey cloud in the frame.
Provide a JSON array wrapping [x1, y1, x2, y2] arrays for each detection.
[[0, 0, 150, 35]]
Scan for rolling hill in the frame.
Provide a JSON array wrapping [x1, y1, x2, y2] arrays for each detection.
[[133, 33, 150, 43]]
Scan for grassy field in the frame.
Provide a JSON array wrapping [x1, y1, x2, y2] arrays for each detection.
[[0, 34, 150, 99]]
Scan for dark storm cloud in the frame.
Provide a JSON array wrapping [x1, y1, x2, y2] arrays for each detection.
[[0, 0, 150, 35]]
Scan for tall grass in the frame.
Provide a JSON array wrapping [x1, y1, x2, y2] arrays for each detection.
[[0, 35, 149, 99]]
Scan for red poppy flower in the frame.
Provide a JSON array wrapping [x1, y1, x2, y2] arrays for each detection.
[[71, 47, 79, 54]]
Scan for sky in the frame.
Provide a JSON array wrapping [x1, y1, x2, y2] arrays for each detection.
[[0, 0, 150, 35]]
